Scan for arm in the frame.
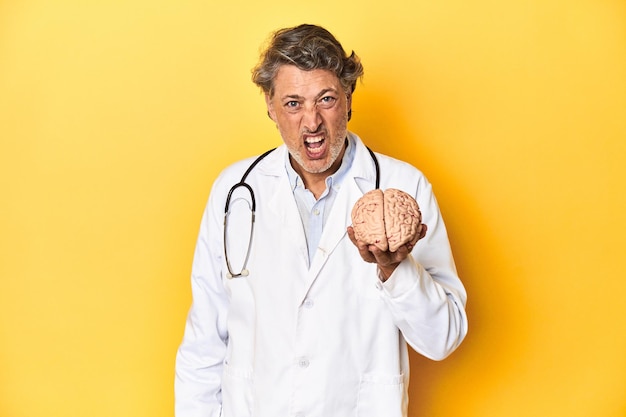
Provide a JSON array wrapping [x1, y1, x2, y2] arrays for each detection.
[[348, 176, 467, 361], [175, 197, 228, 417]]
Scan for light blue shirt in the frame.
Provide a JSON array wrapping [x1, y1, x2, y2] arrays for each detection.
[[285, 137, 356, 265]]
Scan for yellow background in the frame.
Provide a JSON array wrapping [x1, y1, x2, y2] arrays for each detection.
[[1, 0, 625, 416]]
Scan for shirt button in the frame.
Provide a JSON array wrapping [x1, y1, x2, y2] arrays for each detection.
[[312, 208, 320, 216], [303, 299, 314, 308], [297, 357, 310, 368], [375, 281, 383, 290]]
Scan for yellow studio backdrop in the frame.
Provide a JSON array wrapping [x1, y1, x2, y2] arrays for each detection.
[[1, 0, 625, 416]]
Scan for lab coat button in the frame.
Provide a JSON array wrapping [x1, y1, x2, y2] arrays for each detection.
[[303, 299, 314, 308], [297, 357, 310, 368]]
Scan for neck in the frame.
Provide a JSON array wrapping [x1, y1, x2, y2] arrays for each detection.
[[302, 174, 329, 200]]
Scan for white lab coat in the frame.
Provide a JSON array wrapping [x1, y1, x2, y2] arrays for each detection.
[[175, 132, 468, 417]]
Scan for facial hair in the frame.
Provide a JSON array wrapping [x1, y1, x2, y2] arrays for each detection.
[[288, 114, 348, 175]]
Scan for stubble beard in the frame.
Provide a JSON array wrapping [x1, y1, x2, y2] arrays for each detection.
[[288, 117, 349, 175]]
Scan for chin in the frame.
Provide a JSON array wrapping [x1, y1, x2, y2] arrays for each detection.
[[308, 161, 335, 175]]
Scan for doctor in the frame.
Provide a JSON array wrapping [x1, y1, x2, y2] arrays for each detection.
[[175, 24, 468, 417]]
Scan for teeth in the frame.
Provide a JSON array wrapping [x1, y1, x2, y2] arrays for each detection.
[[305, 136, 323, 144]]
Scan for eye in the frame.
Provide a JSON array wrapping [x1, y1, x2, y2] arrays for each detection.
[[285, 100, 300, 109], [318, 96, 336, 108]]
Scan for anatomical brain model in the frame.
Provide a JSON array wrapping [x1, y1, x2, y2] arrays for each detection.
[[351, 188, 422, 252]]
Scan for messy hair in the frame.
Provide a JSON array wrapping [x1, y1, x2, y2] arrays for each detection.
[[251, 24, 364, 97]]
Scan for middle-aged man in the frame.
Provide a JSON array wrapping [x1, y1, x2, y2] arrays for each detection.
[[175, 23, 468, 417]]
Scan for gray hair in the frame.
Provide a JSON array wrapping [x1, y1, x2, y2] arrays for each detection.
[[251, 24, 364, 98]]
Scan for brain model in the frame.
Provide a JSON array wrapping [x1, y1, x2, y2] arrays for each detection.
[[351, 188, 422, 252]]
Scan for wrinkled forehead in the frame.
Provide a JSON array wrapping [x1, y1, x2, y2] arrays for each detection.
[[269, 65, 346, 98]]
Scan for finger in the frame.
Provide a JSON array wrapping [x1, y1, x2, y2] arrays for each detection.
[[348, 226, 378, 263], [346, 226, 358, 245], [348, 227, 371, 253], [369, 245, 396, 266], [388, 246, 410, 265], [355, 243, 376, 263], [393, 245, 410, 261], [407, 224, 427, 250], [418, 223, 428, 241]]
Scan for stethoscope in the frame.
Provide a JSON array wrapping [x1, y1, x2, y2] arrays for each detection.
[[223, 145, 380, 278]]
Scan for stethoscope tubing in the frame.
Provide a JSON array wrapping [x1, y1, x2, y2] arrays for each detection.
[[223, 145, 379, 278]]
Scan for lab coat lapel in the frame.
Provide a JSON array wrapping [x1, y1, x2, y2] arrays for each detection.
[[306, 178, 361, 277], [303, 139, 378, 296], [263, 159, 310, 270]]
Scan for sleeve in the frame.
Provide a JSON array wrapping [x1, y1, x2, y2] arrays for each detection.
[[175, 189, 229, 417], [377, 173, 468, 361]]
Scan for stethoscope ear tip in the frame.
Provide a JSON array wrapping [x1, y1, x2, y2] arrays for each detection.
[[226, 270, 249, 279]]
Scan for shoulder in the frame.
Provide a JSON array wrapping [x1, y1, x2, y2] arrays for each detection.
[[199, 147, 283, 221], [212, 147, 284, 191], [376, 152, 426, 180], [377, 153, 431, 195], [351, 132, 423, 176], [349, 132, 432, 195]]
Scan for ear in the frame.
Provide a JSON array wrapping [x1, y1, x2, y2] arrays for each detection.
[[265, 94, 276, 122]]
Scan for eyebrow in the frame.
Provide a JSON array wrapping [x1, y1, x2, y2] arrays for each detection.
[[315, 88, 338, 100], [281, 94, 304, 101], [280, 88, 339, 102]]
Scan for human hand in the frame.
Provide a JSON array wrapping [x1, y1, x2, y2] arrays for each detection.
[[347, 223, 427, 281]]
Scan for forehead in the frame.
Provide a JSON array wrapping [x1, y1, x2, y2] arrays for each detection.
[[272, 65, 342, 97]]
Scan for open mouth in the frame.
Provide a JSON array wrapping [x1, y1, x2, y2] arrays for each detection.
[[304, 134, 326, 157]]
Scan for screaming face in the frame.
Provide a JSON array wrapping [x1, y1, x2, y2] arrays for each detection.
[[265, 65, 351, 181]]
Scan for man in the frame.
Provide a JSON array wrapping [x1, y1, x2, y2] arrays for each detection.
[[175, 24, 467, 417]]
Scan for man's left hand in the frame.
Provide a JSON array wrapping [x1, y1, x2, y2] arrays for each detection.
[[347, 224, 427, 281]]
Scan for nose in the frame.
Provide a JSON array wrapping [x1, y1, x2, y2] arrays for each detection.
[[302, 104, 322, 132]]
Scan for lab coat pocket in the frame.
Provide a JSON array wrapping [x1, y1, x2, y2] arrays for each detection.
[[356, 373, 405, 417], [221, 362, 254, 417]]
